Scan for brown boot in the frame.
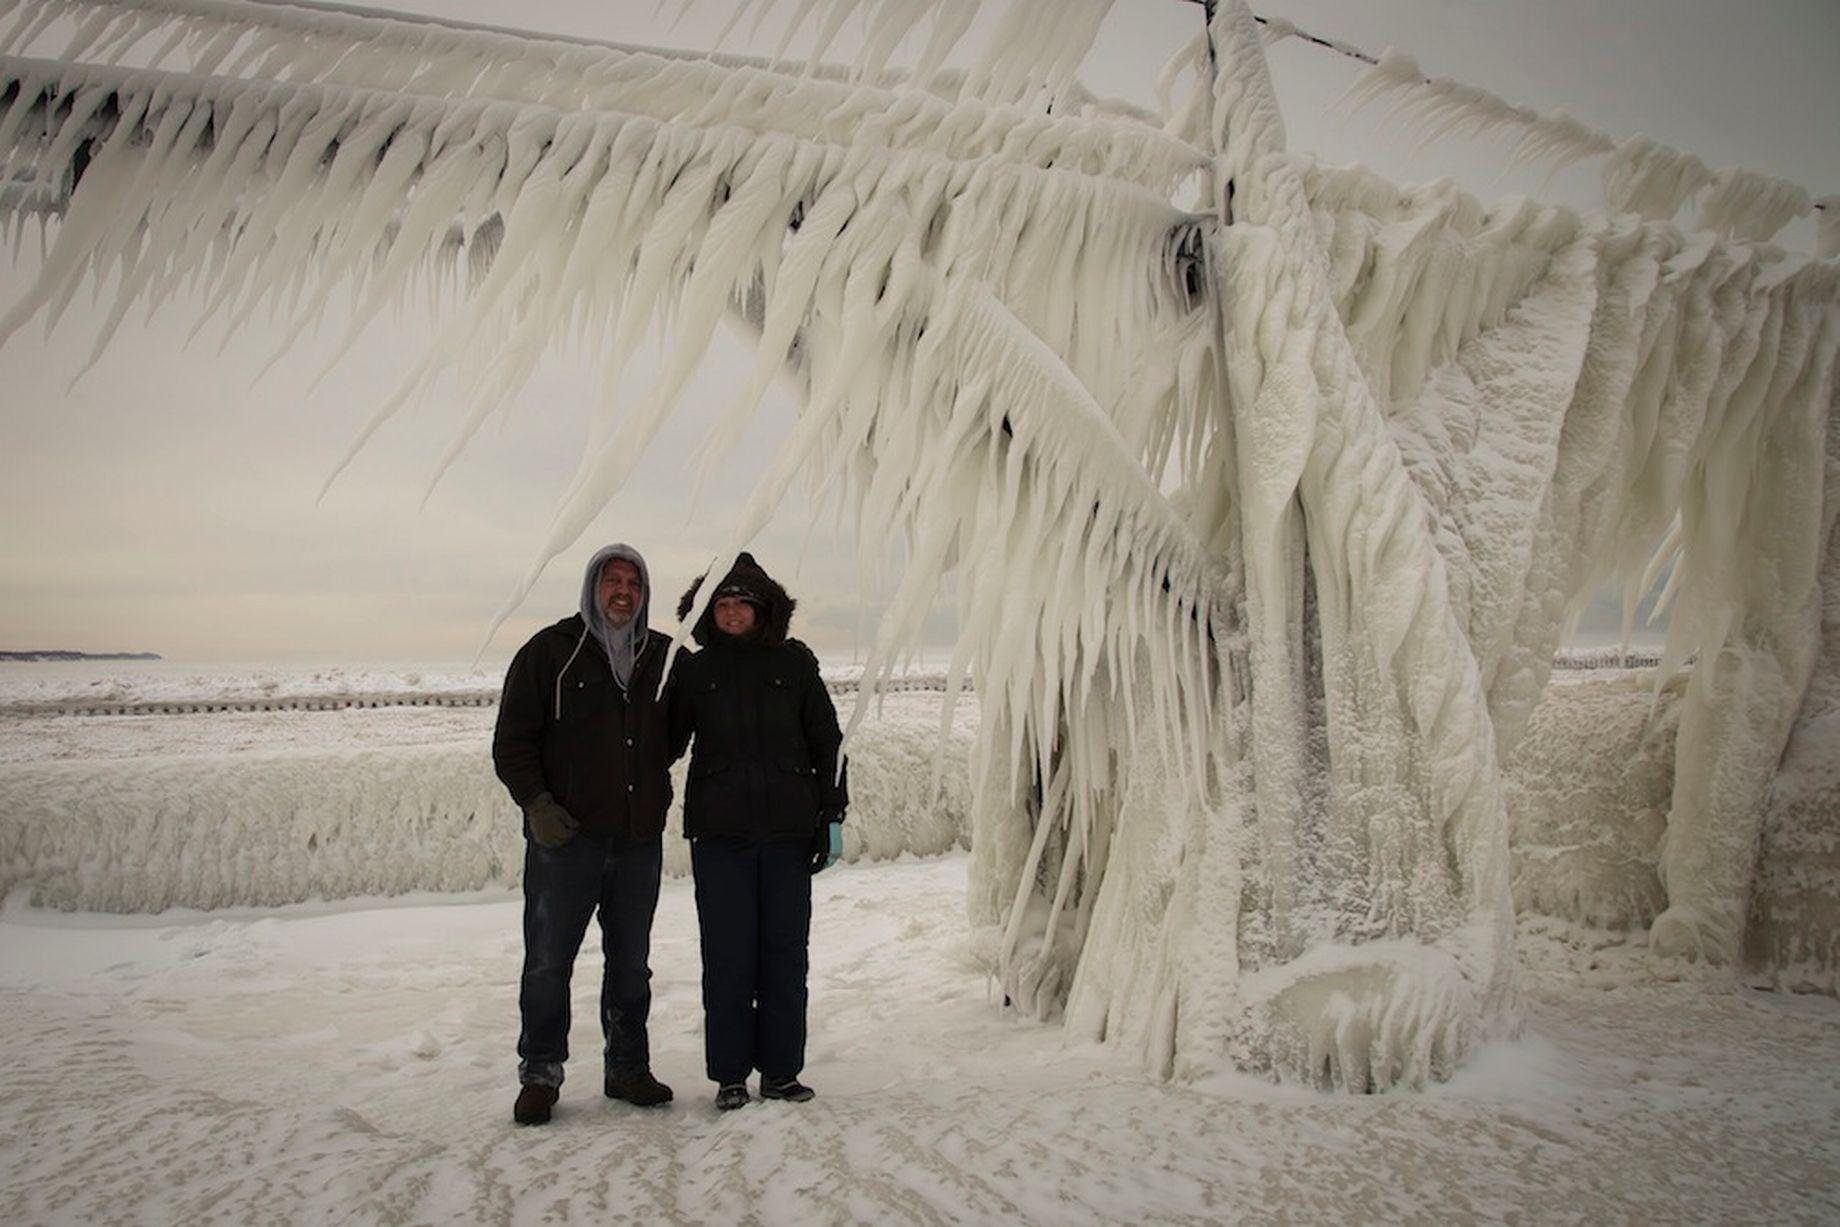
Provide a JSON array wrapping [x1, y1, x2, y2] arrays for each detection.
[[604, 1068, 674, 1107], [514, 1084, 559, 1125]]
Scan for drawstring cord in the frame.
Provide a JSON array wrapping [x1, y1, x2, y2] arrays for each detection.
[[555, 624, 590, 720], [557, 618, 657, 719]]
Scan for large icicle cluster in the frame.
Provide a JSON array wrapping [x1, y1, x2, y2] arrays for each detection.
[[0, 0, 1229, 1049], [1, 0, 1836, 1091], [2, 0, 1184, 182], [1034, 1, 1840, 1093], [704, 0, 1121, 109]]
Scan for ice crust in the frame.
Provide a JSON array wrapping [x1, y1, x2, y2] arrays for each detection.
[[1506, 672, 1680, 931], [0, 0, 1835, 1093], [1508, 658, 1840, 997], [1744, 399, 1840, 994], [0, 692, 976, 912]]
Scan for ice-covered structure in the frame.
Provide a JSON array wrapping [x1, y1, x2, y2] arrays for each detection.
[[0, 0, 1835, 1087], [0, 693, 977, 911]]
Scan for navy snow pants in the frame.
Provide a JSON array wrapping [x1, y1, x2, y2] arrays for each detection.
[[517, 831, 662, 1088], [691, 837, 813, 1085]]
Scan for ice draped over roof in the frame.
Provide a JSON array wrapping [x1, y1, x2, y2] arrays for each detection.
[[1, 0, 1836, 1086]]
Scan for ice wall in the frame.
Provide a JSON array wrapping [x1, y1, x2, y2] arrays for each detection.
[[0, 715, 974, 913], [0, 747, 517, 912], [1291, 131, 1840, 981], [1495, 641, 1838, 1001], [1745, 393, 1840, 994], [1506, 672, 1681, 930]]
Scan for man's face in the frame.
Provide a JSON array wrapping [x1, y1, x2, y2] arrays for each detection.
[[713, 595, 758, 637], [598, 559, 642, 629]]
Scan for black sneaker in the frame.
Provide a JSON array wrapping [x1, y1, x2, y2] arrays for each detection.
[[514, 1083, 559, 1125], [604, 1068, 674, 1107], [715, 1083, 750, 1111], [760, 1076, 814, 1103]]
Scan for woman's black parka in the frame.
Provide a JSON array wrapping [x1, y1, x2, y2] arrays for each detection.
[[670, 554, 848, 841]]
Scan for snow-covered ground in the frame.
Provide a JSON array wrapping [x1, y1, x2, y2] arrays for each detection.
[[0, 855, 1835, 1224]]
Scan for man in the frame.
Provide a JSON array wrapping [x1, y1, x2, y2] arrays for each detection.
[[493, 544, 677, 1126]]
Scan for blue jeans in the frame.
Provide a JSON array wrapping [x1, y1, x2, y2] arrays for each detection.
[[517, 832, 662, 1088], [691, 837, 812, 1085]]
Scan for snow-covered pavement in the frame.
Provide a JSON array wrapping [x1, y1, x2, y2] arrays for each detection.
[[3, 855, 1836, 1225]]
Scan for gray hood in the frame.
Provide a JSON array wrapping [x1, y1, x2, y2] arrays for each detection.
[[579, 543, 651, 690]]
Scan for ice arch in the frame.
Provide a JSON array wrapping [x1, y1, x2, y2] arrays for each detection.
[[0, 0, 1835, 1088]]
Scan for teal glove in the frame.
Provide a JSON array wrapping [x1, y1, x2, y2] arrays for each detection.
[[809, 817, 843, 874], [524, 792, 580, 849]]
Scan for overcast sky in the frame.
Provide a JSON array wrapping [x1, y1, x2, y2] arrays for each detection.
[[2, 0, 1835, 663]]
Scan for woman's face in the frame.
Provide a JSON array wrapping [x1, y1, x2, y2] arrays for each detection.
[[713, 595, 759, 637]]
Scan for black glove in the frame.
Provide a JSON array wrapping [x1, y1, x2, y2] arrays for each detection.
[[809, 810, 844, 874], [524, 792, 580, 849]]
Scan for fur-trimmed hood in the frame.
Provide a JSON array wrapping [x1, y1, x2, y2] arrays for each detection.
[[677, 551, 795, 647]]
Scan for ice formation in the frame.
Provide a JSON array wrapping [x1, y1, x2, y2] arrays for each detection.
[[0, 0, 1835, 1089], [0, 698, 977, 911], [1340, 47, 1819, 243], [1506, 671, 1681, 931]]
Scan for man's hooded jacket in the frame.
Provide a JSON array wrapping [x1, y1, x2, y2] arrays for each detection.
[[670, 552, 848, 840], [493, 544, 675, 841]]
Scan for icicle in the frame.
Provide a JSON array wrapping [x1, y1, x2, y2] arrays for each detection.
[[1334, 33, 1823, 254], [1694, 166, 1813, 244], [0, 78, 153, 347], [1601, 136, 1714, 221], [15, 1, 1196, 192], [1819, 197, 1840, 260]]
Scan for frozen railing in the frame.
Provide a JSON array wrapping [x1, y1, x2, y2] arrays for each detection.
[[2, 655, 1672, 717], [4, 691, 504, 717], [0, 672, 959, 718], [1550, 647, 1665, 671]]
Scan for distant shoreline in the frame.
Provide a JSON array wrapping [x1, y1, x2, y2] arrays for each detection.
[[0, 651, 162, 662]]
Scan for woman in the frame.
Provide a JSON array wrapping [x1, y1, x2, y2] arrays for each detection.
[[671, 553, 848, 1110]]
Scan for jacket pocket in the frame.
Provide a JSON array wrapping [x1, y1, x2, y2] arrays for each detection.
[[769, 758, 821, 832], [684, 759, 737, 834], [693, 676, 744, 743]]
